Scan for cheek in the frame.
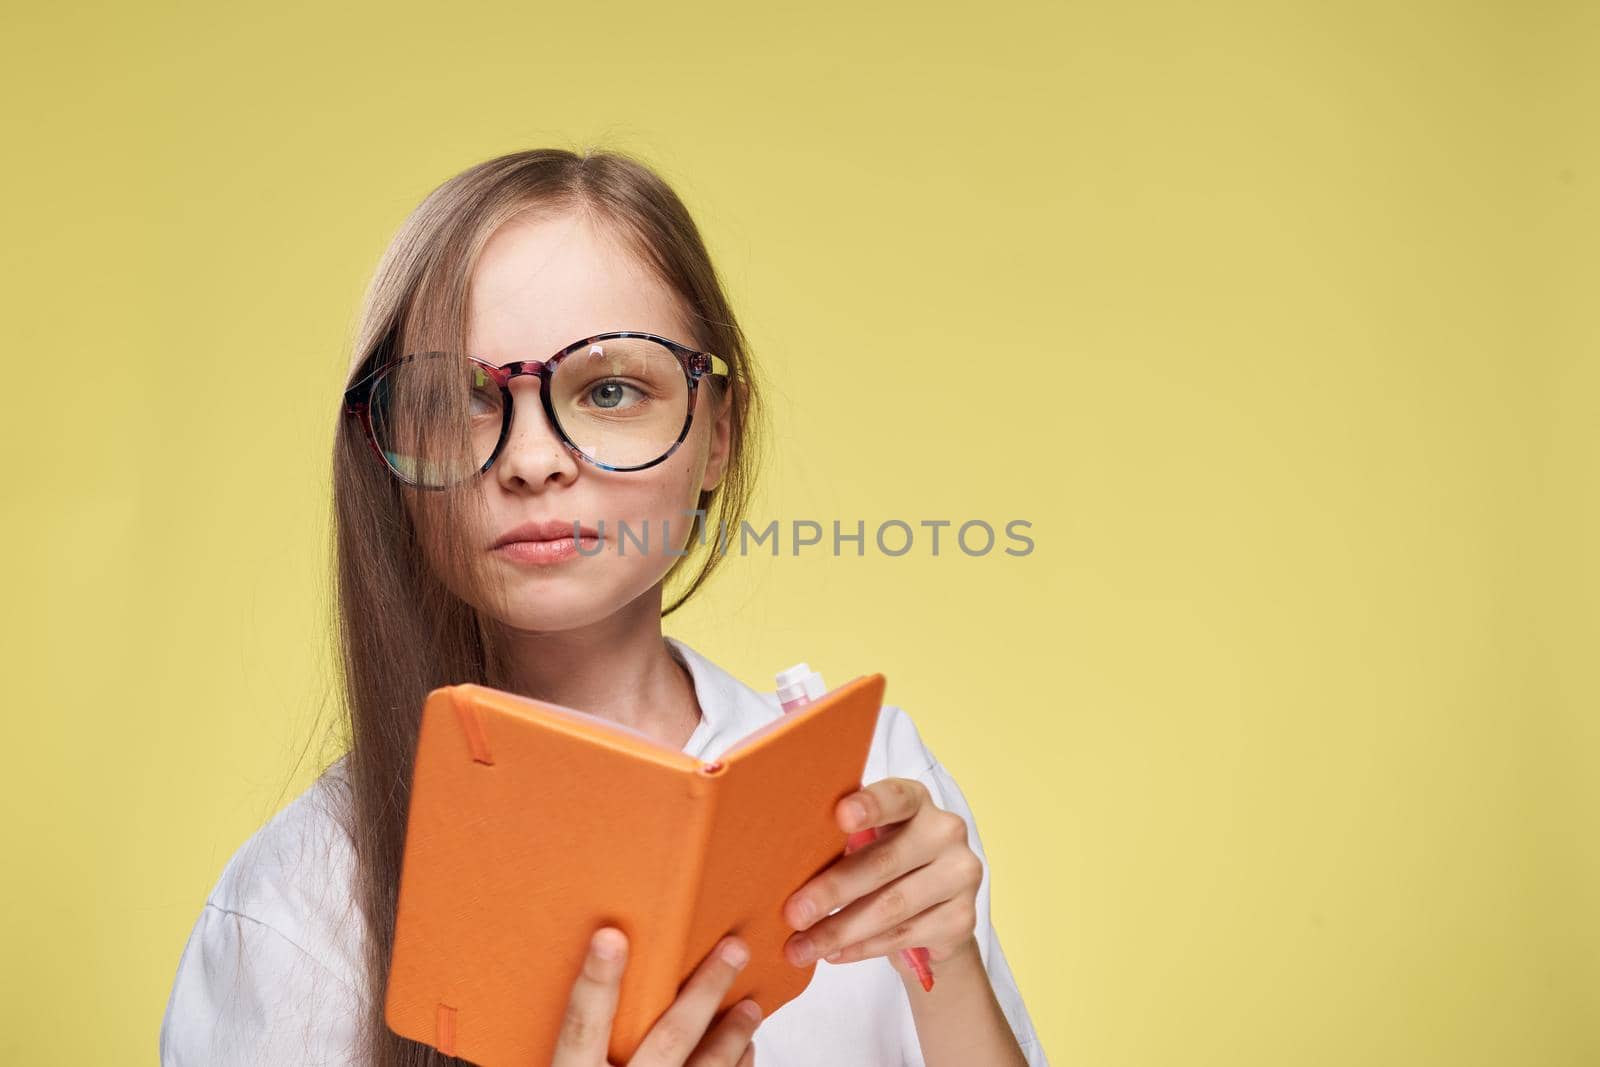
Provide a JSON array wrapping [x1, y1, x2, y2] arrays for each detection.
[[597, 442, 709, 545], [610, 463, 702, 522]]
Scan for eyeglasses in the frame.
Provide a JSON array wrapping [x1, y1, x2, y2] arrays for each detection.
[[342, 331, 730, 490]]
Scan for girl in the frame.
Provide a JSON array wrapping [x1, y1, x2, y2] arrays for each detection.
[[159, 149, 1047, 1066]]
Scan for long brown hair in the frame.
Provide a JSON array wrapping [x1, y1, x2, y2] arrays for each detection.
[[323, 147, 764, 1064]]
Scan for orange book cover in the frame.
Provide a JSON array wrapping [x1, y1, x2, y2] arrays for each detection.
[[383, 671, 887, 1066]]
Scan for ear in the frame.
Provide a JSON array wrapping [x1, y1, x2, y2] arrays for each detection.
[[699, 386, 734, 493]]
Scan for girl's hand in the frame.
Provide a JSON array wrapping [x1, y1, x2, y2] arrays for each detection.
[[552, 926, 762, 1067], [780, 777, 984, 978]]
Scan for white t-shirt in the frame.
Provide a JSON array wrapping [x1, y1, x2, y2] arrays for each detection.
[[160, 636, 1050, 1066]]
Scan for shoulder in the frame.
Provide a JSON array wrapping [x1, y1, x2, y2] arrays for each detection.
[[178, 755, 363, 991], [161, 756, 366, 1064], [862, 701, 940, 785], [192, 756, 364, 996]]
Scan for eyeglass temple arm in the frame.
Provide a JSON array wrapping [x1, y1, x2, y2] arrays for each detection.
[[707, 353, 730, 378]]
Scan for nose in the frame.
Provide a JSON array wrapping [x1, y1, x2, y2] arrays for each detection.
[[492, 374, 580, 491]]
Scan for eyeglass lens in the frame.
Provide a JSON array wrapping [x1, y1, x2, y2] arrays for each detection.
[[367, 337, 692, 486]]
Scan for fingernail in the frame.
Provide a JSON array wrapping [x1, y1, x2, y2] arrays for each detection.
[[843, 800, 866, 829], [592, 932, 620, 961], [721, 939, 750, 968], [740, 999, 763, 1023], [793, 897, 816, 926], [789, 937, 814, 964]]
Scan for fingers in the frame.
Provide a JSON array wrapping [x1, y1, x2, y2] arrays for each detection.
[[835, 777, 931, 836], [785, 803, 963, 935], [819, 894, 977, 967], [632, 935, 760, 1067], [783, 855, 962, 967], [683, 995, 762, 1067], [552, 927, 629, 1067]]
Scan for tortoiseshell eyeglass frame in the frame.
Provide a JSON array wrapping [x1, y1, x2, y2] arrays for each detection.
[[342, 330, 731, 489]]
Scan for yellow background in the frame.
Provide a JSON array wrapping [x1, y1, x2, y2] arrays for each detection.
[[2, 2, 1594, 1063]]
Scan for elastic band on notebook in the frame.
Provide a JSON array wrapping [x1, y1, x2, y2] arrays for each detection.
[[436, 1002, 458, 1054], [454, 701, 495, 765]]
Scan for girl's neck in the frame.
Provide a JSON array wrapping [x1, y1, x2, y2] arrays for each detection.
[[499, 611, 703, 751]]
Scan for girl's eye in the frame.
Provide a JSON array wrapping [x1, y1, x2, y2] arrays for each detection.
[[588, 380, 646, 410], [467, 366, 501, 417]]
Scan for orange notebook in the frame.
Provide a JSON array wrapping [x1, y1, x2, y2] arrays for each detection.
[[383, 672, 887, 1066]]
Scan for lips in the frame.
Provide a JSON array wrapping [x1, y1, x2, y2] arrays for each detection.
[[490, 519, 602, 549]]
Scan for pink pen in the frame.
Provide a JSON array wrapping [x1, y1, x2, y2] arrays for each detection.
[[775, 663, 936, 992]]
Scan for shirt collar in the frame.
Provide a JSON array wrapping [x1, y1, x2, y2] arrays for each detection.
[[665, 634, 783, 760]]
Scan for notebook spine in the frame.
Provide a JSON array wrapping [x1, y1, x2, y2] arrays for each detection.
[[612, 760, 725, 1061], [676, 762, 726, 977]]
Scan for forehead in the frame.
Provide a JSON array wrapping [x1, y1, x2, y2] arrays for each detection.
[[466, 208, 697, 360]]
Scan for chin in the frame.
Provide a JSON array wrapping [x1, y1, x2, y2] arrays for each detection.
[[489, 564, 664, 633]]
